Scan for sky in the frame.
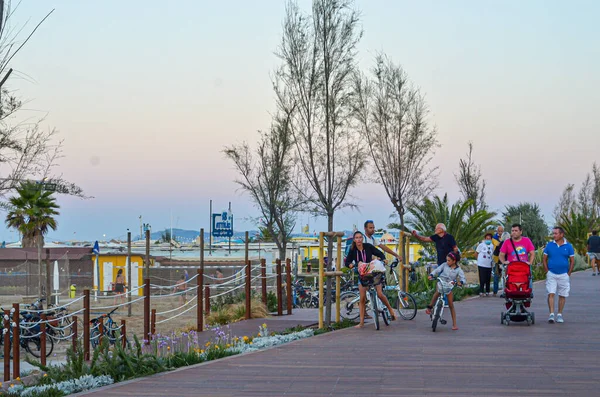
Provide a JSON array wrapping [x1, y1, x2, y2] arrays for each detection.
[[0, 0, 598, 242]]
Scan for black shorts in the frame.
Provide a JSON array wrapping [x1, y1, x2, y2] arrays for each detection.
[[115, 283, 125, 293]]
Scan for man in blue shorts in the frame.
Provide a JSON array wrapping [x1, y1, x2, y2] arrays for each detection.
[[543, 226, 575, 324]]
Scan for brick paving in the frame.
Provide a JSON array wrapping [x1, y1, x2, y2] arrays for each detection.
[[78, 271, 600, 396]]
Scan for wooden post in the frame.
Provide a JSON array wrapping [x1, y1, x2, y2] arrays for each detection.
[[336, 236, 342, 323], [12, 303, 20, 379], [151, 309, 156, 336], [143, 278, 150, 344], [318, 232, 324, 329], [145, 229, 150, 279], [245, 260, 251, 320], [198, 228, 204, 332], [286, 258, 292, 315], [276, 259, 283, 316], [121, 319, 127, 349], [83, 289, 90, 360], [45, 248, 52, 304], [41, 313, 47, 366], [204, 286, 211, 315], [404, 236, 410, 291], [72, 315, 78, 352], [3, 309, 9, 382], [98, 317, 104, 346], [127, 231, 132, 317], [260, 258, 267, 306]]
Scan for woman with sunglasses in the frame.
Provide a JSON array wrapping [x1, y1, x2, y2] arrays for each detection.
[[344, 231, 396, 327]]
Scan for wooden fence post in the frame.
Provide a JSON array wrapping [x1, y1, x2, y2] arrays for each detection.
[[245, 260, 251, 320], [204, 286, 211, 315], [84, 289, 90, 360], [72, 315, 78, 352], [151, 309, 156, 336], [261, 258, 267, 306], [12, 303, 20, 379], [197, 269, 203, 332], [41, 313, 47, 366], [276, 259, 283, 316], [286, 258, 292, 315], [143, 278, 150, 344], [3, 309, 10, 382], [121, 319, 127, 349]]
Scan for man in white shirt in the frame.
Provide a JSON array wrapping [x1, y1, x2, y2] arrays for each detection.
[[363, 220, 402, 261]]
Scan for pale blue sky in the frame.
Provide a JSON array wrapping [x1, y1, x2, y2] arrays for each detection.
[[1, 0, 598, 241]]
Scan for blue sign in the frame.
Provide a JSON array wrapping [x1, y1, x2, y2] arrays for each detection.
[[212, 211, 234, 237]]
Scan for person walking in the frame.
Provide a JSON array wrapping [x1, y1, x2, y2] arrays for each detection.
[[476, 233, 494, 296], [499, 224, 536, 265], [588, 230, 600, 276], [543, 226, 574, 323], [412, 223, 458, 266], [493, 232, 510, 297], [363, 220, 402, 261]]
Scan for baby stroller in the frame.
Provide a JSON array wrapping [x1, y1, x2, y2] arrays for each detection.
[[501, 261, 535, 325]]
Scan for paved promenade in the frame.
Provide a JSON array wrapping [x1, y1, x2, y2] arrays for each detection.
[[79, 270, 600, 396]]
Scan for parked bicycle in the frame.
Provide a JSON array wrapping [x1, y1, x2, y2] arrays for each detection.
[[0, 307, 54, 358], [340, 259, 417, 322], [23, 298, 73, 343], [90, 307, 126, 348]]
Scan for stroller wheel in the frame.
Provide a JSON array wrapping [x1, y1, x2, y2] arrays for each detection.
[[531, 313, 535, 325], [501, 312, 505, 325]]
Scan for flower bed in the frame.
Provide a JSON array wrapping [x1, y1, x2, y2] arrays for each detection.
[[4, 323, 316, 396]]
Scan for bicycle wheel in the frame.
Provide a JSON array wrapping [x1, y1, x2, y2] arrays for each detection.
[[431, 300, 442, 332], [90, 329, 101, 348], [25, 334, 54, 358], [370, 289, 380, 330], [397, 291, 417, 320], [339, 291, 360, 321], [382, 305, 390, 326]]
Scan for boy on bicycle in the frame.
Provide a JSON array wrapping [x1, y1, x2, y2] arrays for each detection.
[[425, 252, 466, 330]]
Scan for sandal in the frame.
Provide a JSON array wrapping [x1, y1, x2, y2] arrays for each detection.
[[355, 323, 364, 328], [452, 326, 458, 331]]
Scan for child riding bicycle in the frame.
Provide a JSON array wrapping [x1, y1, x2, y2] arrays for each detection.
[[425, 252, 466, 331]]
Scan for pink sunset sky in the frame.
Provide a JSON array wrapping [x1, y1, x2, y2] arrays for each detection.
[[0, 0, 598, 241]]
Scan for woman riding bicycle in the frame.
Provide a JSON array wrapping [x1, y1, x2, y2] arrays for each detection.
[[344, 231, 396, 328], [426, 251, 466, 330]]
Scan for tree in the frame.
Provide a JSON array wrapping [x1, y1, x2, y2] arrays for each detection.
[[553, 184, 577, 222], [558, 211, 592, 255], [502, 202, 549, 248], [275, 0, 364, 325], [224, 112, 302, 262], [455, 142, 486, 216], [5, 181, 59, 298], [0, 1, 85, 200], [405, 194, 497, 253], [352, 54, 438, 259]]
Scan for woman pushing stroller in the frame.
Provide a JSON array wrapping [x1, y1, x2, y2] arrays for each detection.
[[344, 231, 396, 328], [426, 252, 466, 330]]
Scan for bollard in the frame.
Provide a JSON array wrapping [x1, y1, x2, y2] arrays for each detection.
[[245, 260, 251, 320], [121, 319, 127, 349], [41, 313, 47, 366], [72, 315, 78, 353], [197, 269, 203, 332], [143, 279, 150, 344], [276, 259, 283, 316], [261, 258, 267, 306], [84, 289, 90, 360], [151, 309, 156, 336], [3, 309, 10, 382], [286, 258, 292, 315], [204, 286, 211, 315], [12, 303, 20, 379]]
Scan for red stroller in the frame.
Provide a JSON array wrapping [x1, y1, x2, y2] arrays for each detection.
[[501, 261, 535, 325]]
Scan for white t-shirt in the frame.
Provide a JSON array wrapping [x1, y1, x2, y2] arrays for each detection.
[[363, 234, 379, 246], [476, 242, 494, 268]]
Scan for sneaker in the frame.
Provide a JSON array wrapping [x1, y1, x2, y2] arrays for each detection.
[[593, 273, 597, 276], [425, 307, 432, 315], [548, 313, 555, 323], [556, 314, 564, 323]]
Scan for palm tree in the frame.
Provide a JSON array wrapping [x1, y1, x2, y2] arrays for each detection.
[[5, 181, 60, 298], [558, 211, 597, 255], [5, 182, 60, 247], [403, 194, 497, 253]]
